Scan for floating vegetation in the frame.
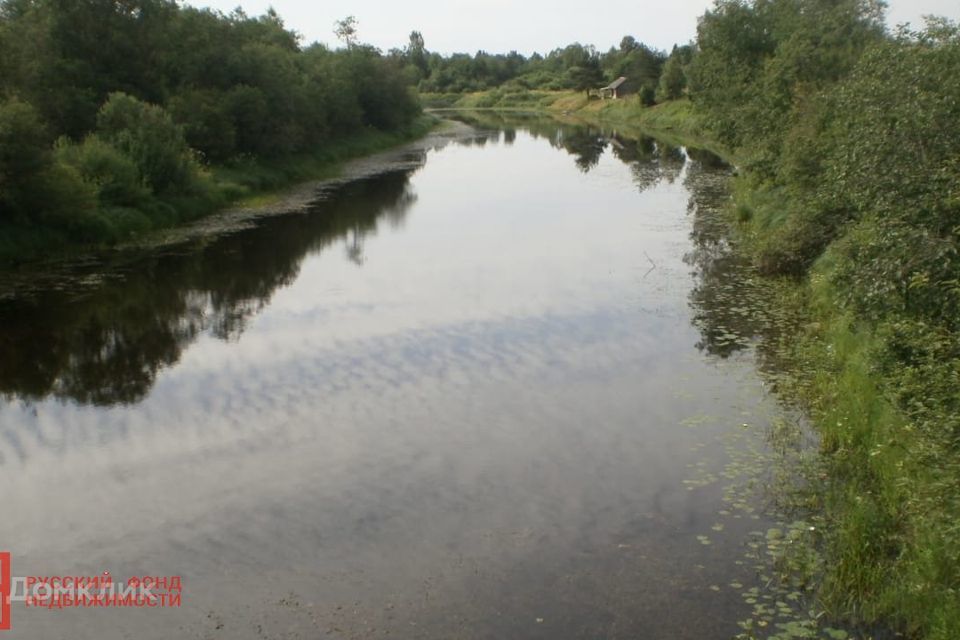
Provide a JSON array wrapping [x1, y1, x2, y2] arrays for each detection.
[[681, 413, 714, 428], [681, 197, 864, 639]]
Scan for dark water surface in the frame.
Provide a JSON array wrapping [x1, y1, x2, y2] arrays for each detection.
[[0, 115, 790, 639]]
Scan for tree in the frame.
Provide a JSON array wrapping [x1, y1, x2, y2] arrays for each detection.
[[619, 35, 639, 53], [566, 64, 604, 91], [54, 135, 150, 208], [401, 30, 429, 82], [0, 97, 52, 220], [96, 93, 197, 193], [333, 15, 358, 48], [656, 45, 692, 101], [686, 0, 885, 150], [0, 98, 50, 190], [0, 1, 423, 253]]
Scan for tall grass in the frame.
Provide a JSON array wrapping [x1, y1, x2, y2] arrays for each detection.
[[759, 244, 960, 639]]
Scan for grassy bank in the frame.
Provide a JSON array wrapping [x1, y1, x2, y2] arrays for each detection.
[[208, 115, 437, 206], [0, 115, 437, 265], [696, 117, 957, 639], [421, 89, 564, 110], [423, 90, 728, 160], [549, 96, 730, 161], [760, 250, 960, 639], [727, 151, 959, 637]]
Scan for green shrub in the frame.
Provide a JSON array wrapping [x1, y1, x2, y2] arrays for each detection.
[[167, 89, 238, 163], [54, 135, 150, 207], [638, 85, 656, 106], [95, 92, 200, 194], [29, 163, 104, 240]]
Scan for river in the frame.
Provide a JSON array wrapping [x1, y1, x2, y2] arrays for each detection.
[[0, 114, 801, 639]]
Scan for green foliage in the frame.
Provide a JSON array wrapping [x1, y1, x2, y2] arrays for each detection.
[[342, 47, 421, 130], [0, 0, 179, 137], [0, 95, 105, 239], [605, 40, 664, 95], [405, 30, 428, 80], [0, 97, 51, 220], [565, 63, 604, 91], [772, 27, 960, 330], [417, 38, 667, 95], [784, 281, 960, 639], [54, 135, 149, 207], [688, 0, 885, 156], [637, 85, 656, 106], [686, 0, 777, 147], [166, 89, 237, 163], [656, 45, 692, 101], [95, 93, 198, 194], [0, 0, 424, 259]]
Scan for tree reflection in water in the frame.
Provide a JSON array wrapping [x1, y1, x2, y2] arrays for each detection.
[[0, 168, 420, 406], [0, 116, 747, 408]]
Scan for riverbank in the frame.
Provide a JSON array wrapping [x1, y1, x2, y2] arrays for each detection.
[[619, 111, 956, 639], [431, 92, 959, 638], [0, 115, 439, 266], [596, 100, 957, 640], [423, 91, 730, 161], [766, 254, 960, 640], [728, 132, 958, 640]]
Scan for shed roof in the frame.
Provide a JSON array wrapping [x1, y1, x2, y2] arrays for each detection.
[[603, 77, 627, 90]]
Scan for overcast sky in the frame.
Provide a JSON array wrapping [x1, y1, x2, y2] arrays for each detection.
[[187, 0, 960, 54]]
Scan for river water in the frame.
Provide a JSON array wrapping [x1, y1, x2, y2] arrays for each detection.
[[0, 114, 795, 639]]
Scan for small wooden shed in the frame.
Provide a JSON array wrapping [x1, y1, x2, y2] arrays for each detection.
[[599, 77, 629, 100]]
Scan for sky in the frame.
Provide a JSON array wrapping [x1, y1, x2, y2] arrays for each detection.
[[187, 0, 960, 55]]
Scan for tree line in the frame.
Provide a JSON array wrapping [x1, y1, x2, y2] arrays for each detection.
[[0, 0, 420, 255], [403, 33, 693, 103]]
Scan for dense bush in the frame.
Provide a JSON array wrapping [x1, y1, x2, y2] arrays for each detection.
[[95, 93, 199, 194], [656, 46, 692, 102], [0, 98, 53, 221], [54, 135, 149, 208]]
